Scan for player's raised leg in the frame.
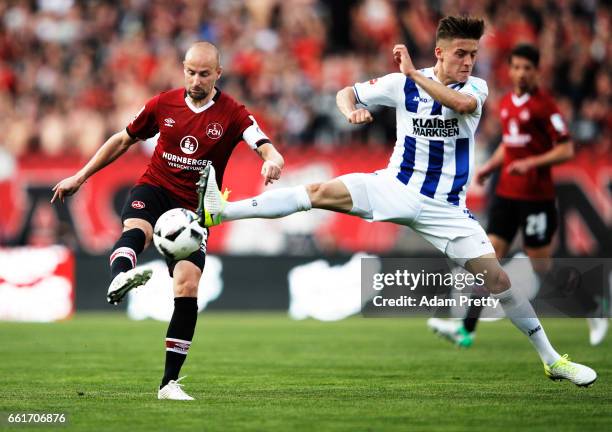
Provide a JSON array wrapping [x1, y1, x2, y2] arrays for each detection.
[[466, 254, 597, 386], [107, 218, 153, 305], [201, 165, 355, 227], [158, 259, 202, 401]]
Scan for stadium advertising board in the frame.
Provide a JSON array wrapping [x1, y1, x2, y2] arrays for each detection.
[[0, 146, 610, 256]]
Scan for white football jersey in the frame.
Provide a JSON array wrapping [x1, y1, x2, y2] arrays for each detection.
[[353, 67, 488, 208]]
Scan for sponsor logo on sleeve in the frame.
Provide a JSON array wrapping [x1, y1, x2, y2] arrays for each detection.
[[131, 200, 145, 209], [550, 113, 567, 134]]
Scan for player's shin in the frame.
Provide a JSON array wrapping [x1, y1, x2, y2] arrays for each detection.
[[109, 228, 146, 279], [463, 297, 486, 333], [222, 186, 312, 221], [162, 297, 198, 388], [491, 287, 561, 365]]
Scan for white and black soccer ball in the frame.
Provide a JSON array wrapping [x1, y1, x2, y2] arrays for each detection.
[[153, 208, 206, 260]]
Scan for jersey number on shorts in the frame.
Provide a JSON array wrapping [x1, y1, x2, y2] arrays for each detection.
[[525, 212, 547, 240]]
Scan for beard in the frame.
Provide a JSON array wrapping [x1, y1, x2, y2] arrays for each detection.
[[517, 80, 534, 92], [188, 87, 208, 101]]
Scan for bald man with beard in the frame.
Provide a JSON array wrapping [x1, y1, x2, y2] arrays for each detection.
[[52, 42, 284, 400]]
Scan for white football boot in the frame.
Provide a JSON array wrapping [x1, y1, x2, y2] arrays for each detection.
[[586, 318, 609, 346], [158, 377, 194, 400], [199, 165, 229, 227], [107, 268, 152, 305], [544, 354, 597, 387]]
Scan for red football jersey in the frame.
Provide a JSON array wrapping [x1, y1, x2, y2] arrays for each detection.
[[495, 88, 570, 200], [127, 88, 267, 210]]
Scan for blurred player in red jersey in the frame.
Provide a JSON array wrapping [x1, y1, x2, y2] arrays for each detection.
[[51, 42, 284, 400], [428, 44, 608, 347]]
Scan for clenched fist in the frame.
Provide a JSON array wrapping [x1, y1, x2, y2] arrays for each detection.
[[261, 160, 282, 185], [347, 108, 373, 124], [393, 44, 416, 76]]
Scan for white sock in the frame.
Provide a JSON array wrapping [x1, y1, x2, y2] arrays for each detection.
[[492, 288, 561, 365], [222, 186, 312, 221]]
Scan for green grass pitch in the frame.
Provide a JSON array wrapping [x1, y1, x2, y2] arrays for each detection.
[[0, 313, 610, 431]]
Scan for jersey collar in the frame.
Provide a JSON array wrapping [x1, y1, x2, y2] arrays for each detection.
[[184, 87, 222, 114], [511, 92, 531, 107], [426, 67, 466, 89]]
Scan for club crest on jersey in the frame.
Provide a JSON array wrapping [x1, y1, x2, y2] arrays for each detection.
[[164, 118, 175, 128], [206, 122, 223, 139], [519, 109, 530, 121], [131, 200, 145, 209], [180, 136, 199, 155], [369, 78, 378, 85]]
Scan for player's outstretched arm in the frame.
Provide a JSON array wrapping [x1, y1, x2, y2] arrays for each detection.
[[336, 87, 373, 124], [393, 44, 477, 114], [257, 143, 284, 186], [507, 139, 574, 175], [51, 130, 138, 203]]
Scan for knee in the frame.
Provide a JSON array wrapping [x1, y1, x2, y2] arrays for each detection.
[[306, 182, 342, 208], [174, 277, 199, 297], [305, 182, 325, 205], [487, 269, 511, 294], [530, 259, 552, 277], [173, 262, 201, 297]]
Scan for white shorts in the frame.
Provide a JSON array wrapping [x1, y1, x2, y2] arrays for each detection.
[[338, 170, 495, 266]]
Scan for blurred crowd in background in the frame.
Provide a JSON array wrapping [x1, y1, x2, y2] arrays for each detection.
[[0, 0, 609, 160]]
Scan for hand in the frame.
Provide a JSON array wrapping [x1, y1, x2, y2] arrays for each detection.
[[51, 175, 84, 203], [474, 166, 492, 186], [393, 44, 416, 76], [347, 108, 373, 124], [506, 158, 533, 175], [261, 160, 282, 186]]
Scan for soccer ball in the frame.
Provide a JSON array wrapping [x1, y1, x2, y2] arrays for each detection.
[[153, 208, 206, 260]]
